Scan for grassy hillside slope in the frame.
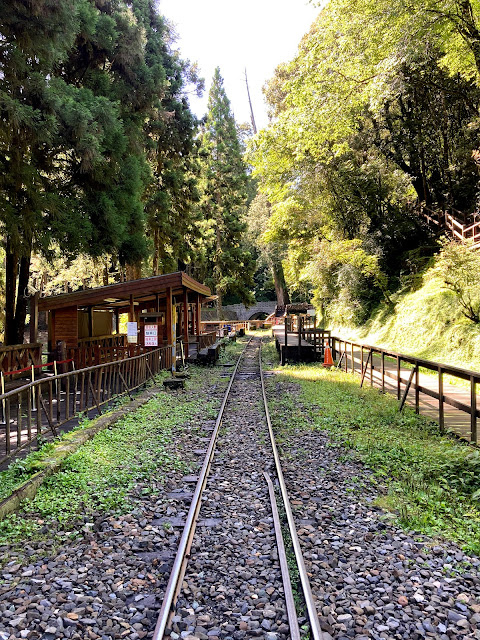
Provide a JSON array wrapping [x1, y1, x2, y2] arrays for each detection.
[[335, 267, 480, 372]]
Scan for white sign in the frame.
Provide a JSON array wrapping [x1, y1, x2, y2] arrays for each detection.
[[307, 309, 316, 317], [144, 324, 158, 347], [127, 322, 138, 344]]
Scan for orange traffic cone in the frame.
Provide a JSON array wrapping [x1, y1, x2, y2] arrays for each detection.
[[323, 344, 334, 368]]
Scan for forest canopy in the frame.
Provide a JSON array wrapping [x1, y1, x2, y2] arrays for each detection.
[[248, 0, 480, 324]]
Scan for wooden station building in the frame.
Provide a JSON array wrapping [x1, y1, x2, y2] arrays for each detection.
[[34, 272, 211, 360]]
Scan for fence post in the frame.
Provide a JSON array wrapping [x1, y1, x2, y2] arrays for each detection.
[[381, 352, 385, 392], [438, 366, 444, 432], [396, 356, 401, 400], [471, 375, 477, 444], [415, 365, 419, 413]]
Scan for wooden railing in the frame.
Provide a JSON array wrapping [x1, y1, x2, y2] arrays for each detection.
[[445, 212, 480, 249], [198, 331, 218, 350], [68, 344, 150, 369], [418, 205, 480, 250], [330, 336, 480, 445], [78, 334, 127, 348], [0, 343, 42, 375], [0, 345, 173, 465]]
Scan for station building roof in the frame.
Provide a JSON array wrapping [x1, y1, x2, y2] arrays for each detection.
[[38, 271, 211, 313]]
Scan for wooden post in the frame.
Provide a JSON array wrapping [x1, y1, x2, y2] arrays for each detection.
[[114, 308, 120, 335], [381, 351, 385, 392], [182, 288, 189, 358], [88, 307, 94, 338], [415, 365, 419, 413], [396, 356, 401, 400], [438, 366, 444, 432], [196, 293, 202, 337], [129, 294, 135, 322], [471, 375, 477, 444], [351, 342, 354, 374], [30, 292, 39, 344], [156, 293, 160, 313], [166, 288, 173, 345]]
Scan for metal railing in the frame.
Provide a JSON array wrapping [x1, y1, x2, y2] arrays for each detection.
[[0, 345, 173, 466]]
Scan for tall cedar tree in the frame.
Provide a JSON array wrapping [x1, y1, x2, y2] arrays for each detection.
[[0, 0, 180, 343], [198, 68, 254, 309], [133, 2, 203, 275]]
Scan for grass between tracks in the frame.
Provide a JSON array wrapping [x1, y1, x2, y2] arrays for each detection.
[[0, 338, 247, 545], [261, 339, 480, 555]]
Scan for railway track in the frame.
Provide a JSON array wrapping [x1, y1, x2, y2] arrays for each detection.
[[152, 336, 325, 640]]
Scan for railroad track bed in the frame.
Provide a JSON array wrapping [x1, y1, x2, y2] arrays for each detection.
[[1, 334, 480, 640], [266, 377, 480, 640], [0, 358, 246, 640], [165, 339, 290, 640]]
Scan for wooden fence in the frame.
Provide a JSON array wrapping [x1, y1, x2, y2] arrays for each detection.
[[67, 344, 148, 369], [330, 336, 479, 445], [0, 343, 42, 376], [78, 334, 127, 348], [418, 205, 480, 250], [198, 330, 218, 351], [444, 212, 480, 249], [0, 345, 173, 466]]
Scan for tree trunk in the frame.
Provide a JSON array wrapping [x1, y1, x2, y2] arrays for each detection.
[[215, 287, 223, 319], [271, 260, 290, 306], [13, 254, 31, 344], [152, 228, 159, 276], [4, 238, 18, 346], [126, 264, 142, 281], [456, 1, 480, 76], [103, 260, 109, 286]]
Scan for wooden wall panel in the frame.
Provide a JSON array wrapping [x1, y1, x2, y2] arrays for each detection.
[[52, 306, 78, 348]]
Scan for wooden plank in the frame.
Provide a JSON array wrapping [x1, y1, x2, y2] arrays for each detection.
[[53, 306, 78, 348]]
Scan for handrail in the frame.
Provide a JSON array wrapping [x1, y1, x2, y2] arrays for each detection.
[[329, 334, 479, 445], [0, 345, 173, 465], [275, 324, 479, 445]]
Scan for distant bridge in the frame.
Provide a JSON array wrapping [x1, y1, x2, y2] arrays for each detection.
[[203, 301, 277, 321]]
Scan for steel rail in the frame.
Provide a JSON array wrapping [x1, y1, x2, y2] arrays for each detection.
[[263, 471, 301, 640], [152, 337, 253, 640], [259, 341, 326, 640]]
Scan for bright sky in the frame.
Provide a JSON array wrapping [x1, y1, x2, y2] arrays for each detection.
[[157, 0, 321, 130]]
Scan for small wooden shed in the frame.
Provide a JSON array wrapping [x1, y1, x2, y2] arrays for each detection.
[[35, 272, 211, 359]]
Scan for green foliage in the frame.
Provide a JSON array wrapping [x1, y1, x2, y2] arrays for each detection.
[[194, 68, 255, 307], [249, 0, 480, 320], [267, 355, 480, 553], [0, 377, 219, 542], [339, 244, 480, 371], [434, 239, 480, 323], [0, 0, 201, 343]]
